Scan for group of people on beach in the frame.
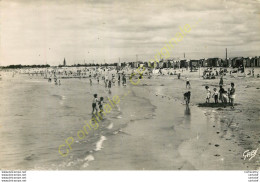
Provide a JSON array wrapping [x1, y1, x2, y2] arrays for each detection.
[[205, 79, 236, 108], [89, 71, 128, 94], [183, 74, 236, 108], [48, 77, 61, 86]]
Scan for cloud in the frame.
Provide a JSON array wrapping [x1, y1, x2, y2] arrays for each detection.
[[0, 0, 260, 65]]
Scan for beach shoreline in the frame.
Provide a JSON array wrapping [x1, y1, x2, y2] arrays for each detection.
[[0, 68, 259, 170]]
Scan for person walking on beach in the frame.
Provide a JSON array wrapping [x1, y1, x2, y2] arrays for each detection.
[[122, 74, 126, 86], [230, 82, 236, 108], [186, 77, 191, 89], [212, 88, 219, 104], [92, 94, 98, 114], [205, 86, 211, 103], [98, 97, 104, 112], [184, 91, 191, 105], [118, 74, 121, 86]]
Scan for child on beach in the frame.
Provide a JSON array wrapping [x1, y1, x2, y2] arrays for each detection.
[[212, 88, 219, 103], [184, 91, 191, 105], [98, 97, 104, 112], [178, 73, 181, 79], [205, 86, 211, 103], [230, 82, 236, 108], [92, 94, 98, 114], [227, 88, 231, 103], [186, 77, 191, 89]]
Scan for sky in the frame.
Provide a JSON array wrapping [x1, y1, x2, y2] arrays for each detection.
[[0, 0, 260, 66]]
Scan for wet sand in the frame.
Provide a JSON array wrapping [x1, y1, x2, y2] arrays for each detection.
[[86, 68, 260, 170]]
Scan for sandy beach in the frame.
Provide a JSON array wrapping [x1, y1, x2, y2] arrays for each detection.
[[0, 67, 259, 170]]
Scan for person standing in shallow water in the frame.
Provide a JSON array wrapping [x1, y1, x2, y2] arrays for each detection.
[[92, 94, 98, 114], [186, 77, 191, 89], [184, 91, 191, 105], [212, 88, 219, 104], [230, 82, 236, 108]]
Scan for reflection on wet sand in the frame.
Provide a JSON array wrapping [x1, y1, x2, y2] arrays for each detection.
[[184, 105, 191, 127]]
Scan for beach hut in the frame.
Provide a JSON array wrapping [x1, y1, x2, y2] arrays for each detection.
[[190, 60, 200, 71], [256, 56, 260, 67], [180, 59, 188, 68], [231, 57, 244, 67]]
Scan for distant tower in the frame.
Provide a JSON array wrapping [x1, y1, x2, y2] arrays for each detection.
[[225, 48, 227, 60], [63, 58, 66, 66]]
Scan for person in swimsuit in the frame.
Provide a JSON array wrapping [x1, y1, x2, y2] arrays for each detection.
[[184, 91, 191, 105], [205, 86, 211, 103], [230, 82, 236, 108], [99, 97, 104, 111], [186, 77, 191, 89], [212, 88, 219, 103], [92, 94, 98, 114]]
